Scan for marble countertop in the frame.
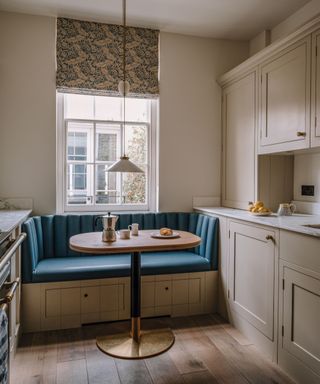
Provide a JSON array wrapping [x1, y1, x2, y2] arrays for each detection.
[[194, 207, 320, 238], [0, 210, 32, 233]]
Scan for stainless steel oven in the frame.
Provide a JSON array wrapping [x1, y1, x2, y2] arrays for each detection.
[[0, 231, 26, 384]]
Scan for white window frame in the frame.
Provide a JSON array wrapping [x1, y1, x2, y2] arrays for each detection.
[[56, 92, 158, 213]]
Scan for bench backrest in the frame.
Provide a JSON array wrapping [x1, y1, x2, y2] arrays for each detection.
[[22, 212, 219, 281]]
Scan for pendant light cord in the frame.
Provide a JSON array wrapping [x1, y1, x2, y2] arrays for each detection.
[[122, 0, 127, 157]]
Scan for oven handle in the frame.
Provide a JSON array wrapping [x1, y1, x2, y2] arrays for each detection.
[[0, 278, 20, 307], [0, 233, 26, 272]]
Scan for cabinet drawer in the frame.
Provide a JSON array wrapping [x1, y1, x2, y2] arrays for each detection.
[[280, 231, 320, 273]]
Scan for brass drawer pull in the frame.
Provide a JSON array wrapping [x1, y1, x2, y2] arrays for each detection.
[[297, 131, 306, 137], [266, 235, 275, 243]]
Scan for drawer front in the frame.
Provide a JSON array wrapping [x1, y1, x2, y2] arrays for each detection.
[[280, 230, 320, 273]]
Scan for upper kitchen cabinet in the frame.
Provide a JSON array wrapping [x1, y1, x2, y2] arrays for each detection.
[[311, 29, 320, 148], [222, 71, 257, 209], [259, 37, 311, 154]]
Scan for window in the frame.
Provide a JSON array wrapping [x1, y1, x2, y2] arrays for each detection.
[[57, 93, 157, 212]]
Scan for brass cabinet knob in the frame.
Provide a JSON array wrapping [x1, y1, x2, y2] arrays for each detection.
[[84, 293, 88, 298], [165, 287, 169, 291], [297, 131, 306, 137]]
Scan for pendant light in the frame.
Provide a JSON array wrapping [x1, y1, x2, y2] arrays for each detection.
[[108, 0, 143, 173]]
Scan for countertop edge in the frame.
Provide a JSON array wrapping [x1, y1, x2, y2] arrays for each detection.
[[194, 207, 320, 238], [0, 210, 32, 233]]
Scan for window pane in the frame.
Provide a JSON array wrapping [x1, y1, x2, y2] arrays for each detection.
[[95, 96, 122, 121], [122, 165, 147, 204], [125, 125, 148, 164], [95, 164, 120, 204], [67, 131, 88, 161], [67, 163, 93, 205], [96, 124, 120, 162], [125, 98, 149, 122], [65, 94, 94, 119]]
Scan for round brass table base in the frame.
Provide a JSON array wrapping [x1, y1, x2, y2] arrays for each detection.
[[96, 328, 175, 359]]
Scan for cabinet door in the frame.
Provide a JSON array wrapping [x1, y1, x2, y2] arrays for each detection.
[[229, 221, 276, 340], [222, 71, 256, 209], [155, 280, 171, 315], [260, 38, 311, 153], [100, 284, 119, 321], [311, 30, 320, 147], [61, 288, 81, 316], [81, 286, 100, 323], [282, 266, 320, 376]]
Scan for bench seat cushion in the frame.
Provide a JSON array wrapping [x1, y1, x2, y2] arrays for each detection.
[[31, 252, 211, 283]]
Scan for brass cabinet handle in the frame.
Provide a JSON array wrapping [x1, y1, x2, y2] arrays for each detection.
[[0, 278, 20, 305], [266, 235, 275, 243], [165, 287, 169, 291], [297, 131, 306, 137], [84, 293, 88, 298]]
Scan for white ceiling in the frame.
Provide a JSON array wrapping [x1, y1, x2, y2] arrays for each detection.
[[0, 0, 311, 40]]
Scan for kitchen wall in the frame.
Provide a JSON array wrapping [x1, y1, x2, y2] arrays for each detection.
[[159, 33, 248, 211], [0, 11, 249, 214], [249, 0, 320, 55], [0, 12, 56, 215], [294, 153, 320, 203]]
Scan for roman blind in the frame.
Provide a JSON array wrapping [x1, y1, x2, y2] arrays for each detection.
[[56, 17, 159, 98]]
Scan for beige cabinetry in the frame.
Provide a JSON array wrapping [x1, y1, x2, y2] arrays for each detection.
[[23, 271, 217, 332], [279, 231, 320, 384], [227, 220, 278, 360], [259, 37, 311, 153], [311, 29, 320, 147], [222, 72, 257, 209], [229, 221, 277, 340]]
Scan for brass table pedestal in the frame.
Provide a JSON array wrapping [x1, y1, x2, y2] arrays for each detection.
[[96, 327, 175, 359]]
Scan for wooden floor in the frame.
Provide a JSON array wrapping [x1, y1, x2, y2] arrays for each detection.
[[11, 314, 295, 384]]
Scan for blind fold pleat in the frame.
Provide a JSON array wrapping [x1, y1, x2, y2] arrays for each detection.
[[56, 17, 159, 98]]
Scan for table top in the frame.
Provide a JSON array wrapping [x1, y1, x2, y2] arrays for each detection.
[[69, 230, 201, 254]]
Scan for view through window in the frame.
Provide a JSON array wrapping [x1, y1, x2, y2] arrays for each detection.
[[58, 93, 155, 211]]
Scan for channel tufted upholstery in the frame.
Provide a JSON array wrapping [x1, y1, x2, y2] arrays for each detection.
[[22, 213, 219, 283]]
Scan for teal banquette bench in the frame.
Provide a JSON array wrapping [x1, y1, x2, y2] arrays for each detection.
[[22, 212, 218, 284]]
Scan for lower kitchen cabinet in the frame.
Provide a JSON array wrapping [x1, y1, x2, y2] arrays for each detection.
[[198, 211, 320, 384], [228, 220, 278, 360], [279, 231, 320, 384]]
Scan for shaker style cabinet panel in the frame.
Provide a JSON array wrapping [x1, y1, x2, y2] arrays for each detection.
[[222, 71, 256, 209], [311, 29, 320, 147], [259, 37, 311, 153], [228, 221, 276, 340], [282, 266, 320, 378]]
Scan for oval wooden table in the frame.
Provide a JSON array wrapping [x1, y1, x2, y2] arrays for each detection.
[[69, 229, 201, 360]]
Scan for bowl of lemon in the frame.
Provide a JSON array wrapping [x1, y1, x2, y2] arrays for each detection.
[[248, 201, 272, 216]]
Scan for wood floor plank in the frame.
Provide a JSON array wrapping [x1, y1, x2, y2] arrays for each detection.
[[210, 314, 252, 346], [12, 315, 297, 384], [168, 340, 207, 375], [57, 359, 88, 384], [57, 328, 85, 362], [182, 370, 220, 384], [116, 359, 153, 384], [196, 315, 293, 384], [86, 350, 121, 384], [145, 353, 185, 384]]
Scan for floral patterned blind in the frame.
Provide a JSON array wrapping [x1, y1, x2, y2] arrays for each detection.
[[56, 17, 159, 98]]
